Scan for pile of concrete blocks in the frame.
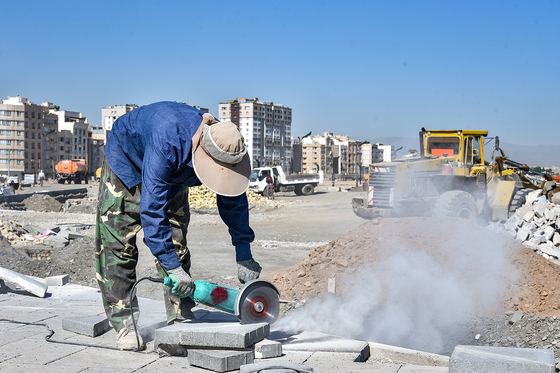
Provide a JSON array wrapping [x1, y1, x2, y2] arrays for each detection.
[[504, 189, 560, 260], [154, 313, 283, 372]]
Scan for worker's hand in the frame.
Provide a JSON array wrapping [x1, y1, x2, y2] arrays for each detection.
[[167, 267, 194, 297], [237, 259, 262, 284]]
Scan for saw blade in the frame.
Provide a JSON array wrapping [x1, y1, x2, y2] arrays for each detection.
[[238, 284, 279, 325]]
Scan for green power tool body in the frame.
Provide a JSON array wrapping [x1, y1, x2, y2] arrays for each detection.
[[164, 278, 280, 324]]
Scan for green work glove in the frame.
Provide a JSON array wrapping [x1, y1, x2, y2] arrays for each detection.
[[167, 267, 194, 297], [237, 258, 262, 284]]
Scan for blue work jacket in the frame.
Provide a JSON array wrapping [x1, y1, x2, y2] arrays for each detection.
[[105, 101, 254, 270]]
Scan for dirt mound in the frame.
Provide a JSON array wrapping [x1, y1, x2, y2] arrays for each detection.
[[0, 236, 97, 287], [273, 216, 560, 318], [23, 194, 62, 212]]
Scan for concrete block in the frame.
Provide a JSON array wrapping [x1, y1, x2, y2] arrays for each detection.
[[188, 349, 253, 372], [0, 266, 48, 297], [553, 232, 560, 246], [449, 345, 555, 373], [544, 226, 555, 240], [43, 234, 69, 248], [275, 331, 370, 362], [58, 229, 84, 239], [508, 310, 524, 324], [62, 314, 110, 337], [254, 339, 282, 359], [534, 196, 547, 217], [240, 361, 314, 373], [154, 321, 270, 349], [527, 189, 543, 205], [516, 227, 529, 242], [523, 211, 535, 223], [328, 278, 336, 293], [45, 274, 69, 286]]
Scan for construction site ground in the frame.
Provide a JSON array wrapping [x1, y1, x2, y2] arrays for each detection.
[[1, 181, 560, 371]]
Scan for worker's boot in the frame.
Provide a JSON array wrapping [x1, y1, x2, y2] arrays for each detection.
[[116, 325, 145, 351]]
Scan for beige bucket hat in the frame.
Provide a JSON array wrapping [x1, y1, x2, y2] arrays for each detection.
[[192, 114, 251, 197]]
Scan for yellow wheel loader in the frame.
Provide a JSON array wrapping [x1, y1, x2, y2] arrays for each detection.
[[352, 129, 558, 221]]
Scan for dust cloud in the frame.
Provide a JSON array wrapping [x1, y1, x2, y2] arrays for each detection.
[[273, 219, 518, 354]]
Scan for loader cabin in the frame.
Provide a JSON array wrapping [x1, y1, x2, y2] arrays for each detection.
[[421, 129, 488, 174]]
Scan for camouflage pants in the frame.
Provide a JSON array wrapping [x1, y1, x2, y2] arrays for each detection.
[[94, 157, 195, 332]]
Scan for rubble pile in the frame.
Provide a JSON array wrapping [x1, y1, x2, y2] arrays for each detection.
[[188, 185, 280, 209], [504, 189, 560, 261]]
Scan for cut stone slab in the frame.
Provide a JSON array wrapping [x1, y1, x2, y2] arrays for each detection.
[[0, 266, 48, 298], [272, 331, 370, 362], [254, 338, 282, 359], [368, 341, 449, 367], [154, 321, 270, 350], [62, 315, 111, 337], [188, 349, 253, 372], [43, 234, 69, 248], [449, 345, 554, 373]]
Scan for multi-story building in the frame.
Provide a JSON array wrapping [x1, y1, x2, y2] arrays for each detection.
[[51, 109, 89, 161], [218, 98, 292, 172], [0, 96, 62, 180], [100, 104, 138, 144]]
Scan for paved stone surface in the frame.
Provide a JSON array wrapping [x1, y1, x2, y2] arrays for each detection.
[[0, 281, 454, 372], [62, 314, 110, 337], [155, 321, 270, 349], [188, 349, 254, 372], [449, 345, 555, 373], [240, 360, 314, 373]]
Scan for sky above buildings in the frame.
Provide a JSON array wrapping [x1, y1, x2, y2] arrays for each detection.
[[1, 1, 559, 146]]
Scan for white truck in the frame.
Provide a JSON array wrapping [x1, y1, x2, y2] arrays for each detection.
[[249, 166, 324, 196]]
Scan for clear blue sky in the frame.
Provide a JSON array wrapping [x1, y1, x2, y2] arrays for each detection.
[[1, 0, 559, 146]]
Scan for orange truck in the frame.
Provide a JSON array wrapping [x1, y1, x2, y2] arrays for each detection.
[[55, 159, 88, 184]]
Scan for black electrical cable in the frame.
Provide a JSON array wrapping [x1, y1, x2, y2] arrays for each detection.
[[0, 276, 165, 352], [130, 276, 164, 352]]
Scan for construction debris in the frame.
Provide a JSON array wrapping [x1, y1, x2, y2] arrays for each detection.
[[0, 265, 48, 297], [503, 189, 560, 261]]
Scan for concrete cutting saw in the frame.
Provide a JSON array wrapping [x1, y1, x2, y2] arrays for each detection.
[[164, 278, 280, 324]]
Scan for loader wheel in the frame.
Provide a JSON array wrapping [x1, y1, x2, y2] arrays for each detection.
[[432, 191, 478, 220], [301, 184, 314, 195], [508, 188, 533, 217]]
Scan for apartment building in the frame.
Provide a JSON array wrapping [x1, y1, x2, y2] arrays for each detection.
[[0, 96, 64, 180], [218, 98, 292, 172], [99, 104, 138, 144]]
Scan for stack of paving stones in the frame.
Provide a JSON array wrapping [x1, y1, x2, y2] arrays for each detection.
[[503, 189, 560, 261], [154, 312, 283, 372]]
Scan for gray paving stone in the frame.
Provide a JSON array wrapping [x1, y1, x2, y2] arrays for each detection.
[[255, 339, 282, 359], [62, 314, 110, 337], [449, 345, 555, 373], [274, 331, 370, 362], [188, 349, 254, 372], [46, 274, 69, 286], [155, 321, 269, 349]]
